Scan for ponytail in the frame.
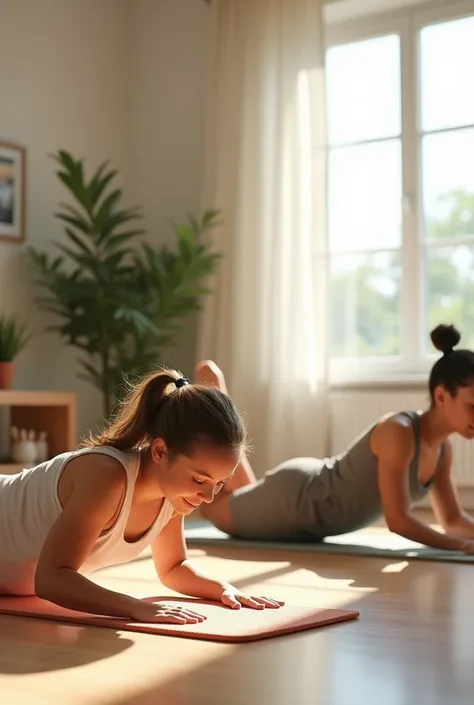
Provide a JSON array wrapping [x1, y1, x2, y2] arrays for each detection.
[[84, 369, 181, 449], [82, 366, 247, 457]]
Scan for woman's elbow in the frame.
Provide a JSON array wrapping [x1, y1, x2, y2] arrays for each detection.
[[384, 513, 409, 535], [34, 567, 58, 600]]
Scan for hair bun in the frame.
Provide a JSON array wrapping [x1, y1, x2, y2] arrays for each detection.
[[430, 323, 461, 354]]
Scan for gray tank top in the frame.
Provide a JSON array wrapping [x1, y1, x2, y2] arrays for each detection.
[[298, 410, 445, 538]]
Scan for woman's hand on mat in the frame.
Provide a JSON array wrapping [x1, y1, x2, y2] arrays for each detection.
[[220, 586, 285, 610], [132, 601, 206, 624]]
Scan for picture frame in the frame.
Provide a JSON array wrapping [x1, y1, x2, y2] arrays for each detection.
[[0, 141, 26, 243]]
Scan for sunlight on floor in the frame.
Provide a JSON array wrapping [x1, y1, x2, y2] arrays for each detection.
[[381, 561, 410, 573], [251, 567, 378, 610], [95, 552, 378, 610], [90, 641, 235, 705]]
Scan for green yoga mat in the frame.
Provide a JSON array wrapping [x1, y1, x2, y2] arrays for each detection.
[[184, 521, 474, 564]]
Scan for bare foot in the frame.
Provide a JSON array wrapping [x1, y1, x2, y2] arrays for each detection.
[[195, 359, 228, 394]]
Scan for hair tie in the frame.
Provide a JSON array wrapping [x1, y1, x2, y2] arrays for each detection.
[[443, 348, 453, 356], [175, 377, 190, 389]]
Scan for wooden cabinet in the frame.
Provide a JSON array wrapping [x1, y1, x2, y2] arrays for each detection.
[[0, 390, 77, 474]]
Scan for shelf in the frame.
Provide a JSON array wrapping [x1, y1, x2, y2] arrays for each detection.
[[0, 390, 76, 407], [0, 463, 24, 474], [0, 389, 77, 463]]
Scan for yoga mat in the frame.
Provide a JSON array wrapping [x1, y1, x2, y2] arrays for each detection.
[[184, 521, 474, 564], [0, 595, 359, 643]]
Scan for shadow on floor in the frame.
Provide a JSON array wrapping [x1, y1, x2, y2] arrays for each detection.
[[0, 614, 134, 674]]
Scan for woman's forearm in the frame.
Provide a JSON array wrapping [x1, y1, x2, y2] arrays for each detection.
[[389, 515, 467, 551], [159, 559, 231, 600], [35, 567, 145, 619]]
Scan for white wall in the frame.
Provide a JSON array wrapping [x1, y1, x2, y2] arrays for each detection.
[[0, 0, 131, 439], [0, 0, 212, 443], [128, 0, 211, 377]]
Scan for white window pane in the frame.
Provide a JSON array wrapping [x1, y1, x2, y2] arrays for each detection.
[[424, 244, 474, 351], [329, 139, 402, 252], [326, 34, 401, 145], [331, 251, 401, 358], [422, 129, 474, 240], [420, 16, 474, 132]]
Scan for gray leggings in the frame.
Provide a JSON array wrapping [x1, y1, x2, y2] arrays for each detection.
[[228, 457, 325, 541]]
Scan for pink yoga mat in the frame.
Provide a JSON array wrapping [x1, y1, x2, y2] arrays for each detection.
[[0, 595, 359, 643]]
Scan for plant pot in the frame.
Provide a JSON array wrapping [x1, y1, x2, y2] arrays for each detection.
[[0, 361, 14, 390]]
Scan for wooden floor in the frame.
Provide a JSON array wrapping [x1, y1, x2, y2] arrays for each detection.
[[1, 530, 474, 705]]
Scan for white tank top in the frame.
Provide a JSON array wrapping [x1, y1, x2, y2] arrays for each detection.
[[0, 445, 175, 595]]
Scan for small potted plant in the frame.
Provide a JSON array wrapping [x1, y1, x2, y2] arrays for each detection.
[[0, 315, 30, 389]]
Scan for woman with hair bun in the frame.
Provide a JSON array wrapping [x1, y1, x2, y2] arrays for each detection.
[[199, 329, 474, 553]]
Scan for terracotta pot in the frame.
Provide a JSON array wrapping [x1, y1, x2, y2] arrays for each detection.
[[0, 361, 15, 390]]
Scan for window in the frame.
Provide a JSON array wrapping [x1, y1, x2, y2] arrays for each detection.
[[326, 3, 474, 381]]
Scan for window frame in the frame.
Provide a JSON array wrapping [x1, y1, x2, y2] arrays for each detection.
[[325, 0, 474, 384]]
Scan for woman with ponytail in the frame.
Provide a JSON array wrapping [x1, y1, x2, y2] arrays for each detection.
[[201, 326, 474, 554], [0, 364, 283, 622]]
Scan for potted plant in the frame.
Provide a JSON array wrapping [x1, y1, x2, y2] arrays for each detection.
[[28, 150, 221, 417], [0, 314, 30, 389]]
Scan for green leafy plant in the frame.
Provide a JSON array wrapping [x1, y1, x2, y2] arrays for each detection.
[[28, 150, 221, 417], [0, 315, 30, 362]]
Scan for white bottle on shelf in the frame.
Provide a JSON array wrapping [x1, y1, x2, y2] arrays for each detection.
[[36, 431, 49, 463], [10, 426, 21, 463], [10, 427, 38, 467]]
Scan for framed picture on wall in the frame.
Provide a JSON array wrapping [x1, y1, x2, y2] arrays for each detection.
[[0, 141, 26, 243]]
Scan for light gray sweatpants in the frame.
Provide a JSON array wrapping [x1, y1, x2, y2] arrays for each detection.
[[228, 457, 326, 541]]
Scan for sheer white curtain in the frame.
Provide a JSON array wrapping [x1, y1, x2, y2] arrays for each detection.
[[198, 0, 329, 474]]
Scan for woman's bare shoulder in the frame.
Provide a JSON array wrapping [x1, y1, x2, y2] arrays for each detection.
[[370, 412, 416, 465], [58, 449, 127, 507]]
